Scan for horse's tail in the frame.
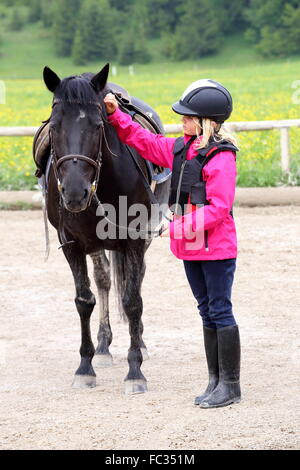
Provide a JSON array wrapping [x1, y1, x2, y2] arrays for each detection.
[[109, 250, 127, 322]]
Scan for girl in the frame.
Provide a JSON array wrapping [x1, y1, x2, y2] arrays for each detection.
[[104, 79, 241, 408]]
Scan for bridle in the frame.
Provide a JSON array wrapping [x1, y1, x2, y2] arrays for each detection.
[[47, 96, 169, 250], [50, 98, 104, 208]]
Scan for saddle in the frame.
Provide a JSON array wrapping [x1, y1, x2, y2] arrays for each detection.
[[33, 118, 51, 177], [33, 84, 171, 187]]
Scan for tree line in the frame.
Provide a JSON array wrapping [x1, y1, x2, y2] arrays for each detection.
[[1, 0, 300, 64]]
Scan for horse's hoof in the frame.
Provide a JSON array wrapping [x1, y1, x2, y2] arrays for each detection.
[[72, 374, 96, 389], [125, 379, 148, 395], [141, 348, 149, 361], [93, 353, 113, 367]]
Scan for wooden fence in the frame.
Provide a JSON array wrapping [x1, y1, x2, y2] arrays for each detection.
[[1, 119, 300, 173]]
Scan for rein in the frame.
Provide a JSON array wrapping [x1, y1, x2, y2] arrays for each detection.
[[49, 97, 169, 248]]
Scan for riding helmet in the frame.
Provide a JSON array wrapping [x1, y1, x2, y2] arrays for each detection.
[[172, 79, 232, 123]]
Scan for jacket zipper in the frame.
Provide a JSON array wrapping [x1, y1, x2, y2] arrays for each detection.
[[174, 160, 187, 215], [204, 230, 209, 251]]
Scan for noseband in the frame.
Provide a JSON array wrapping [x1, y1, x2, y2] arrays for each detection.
[[50, 98, 104, 207]]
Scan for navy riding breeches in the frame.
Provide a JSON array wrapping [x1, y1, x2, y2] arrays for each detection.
[[183, 258, 237, 329]]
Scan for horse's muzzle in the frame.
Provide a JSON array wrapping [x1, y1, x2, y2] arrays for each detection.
[[62, 188, 90, 213]]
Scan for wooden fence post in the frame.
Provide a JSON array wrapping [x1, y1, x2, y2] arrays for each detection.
[[280, 127, 290, 173]]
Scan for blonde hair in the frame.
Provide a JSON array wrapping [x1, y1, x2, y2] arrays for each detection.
[[192, 117, 239, 150]]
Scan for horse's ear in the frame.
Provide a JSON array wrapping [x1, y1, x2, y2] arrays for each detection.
[[43, 66, 61, 93], [91, 63, 110, 93]]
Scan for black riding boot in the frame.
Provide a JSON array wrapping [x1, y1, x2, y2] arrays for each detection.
[[194, 327, 219, 405], [200, 325, 241, 408]]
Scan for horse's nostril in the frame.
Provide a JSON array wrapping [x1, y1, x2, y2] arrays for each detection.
[[62, 187, 65, 194], [84, 189, 88, 199]]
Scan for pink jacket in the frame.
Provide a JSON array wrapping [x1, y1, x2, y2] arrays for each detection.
[[108, 108, 238, 261]]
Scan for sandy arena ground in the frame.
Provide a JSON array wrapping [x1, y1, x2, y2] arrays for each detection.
[[0, 207, 299, 450]]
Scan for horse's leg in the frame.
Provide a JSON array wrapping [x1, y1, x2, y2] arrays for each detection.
[[138, 260, 149, 360], [62, 245, 96, 389], [123, 242, 148, 394], [90, 250, 113, 367], [140, 241, 156, 360], [139, 319, 149, 361]]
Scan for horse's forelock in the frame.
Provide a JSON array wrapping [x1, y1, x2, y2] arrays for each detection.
[[55, 75, 99, 105]]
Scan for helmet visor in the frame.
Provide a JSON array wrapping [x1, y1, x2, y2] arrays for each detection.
[[172, 100, 199, 116]]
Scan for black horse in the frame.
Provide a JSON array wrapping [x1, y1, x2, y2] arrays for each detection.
[[41, 63, 170, 394]]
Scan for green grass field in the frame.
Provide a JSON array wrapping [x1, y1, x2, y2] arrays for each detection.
[[0, 24, 300, 189]]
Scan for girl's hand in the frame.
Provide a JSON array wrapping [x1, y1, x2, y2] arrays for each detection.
[[104, 93, 119, 115]]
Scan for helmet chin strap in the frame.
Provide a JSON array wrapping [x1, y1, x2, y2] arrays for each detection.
[[200, 117, 222, 133], [195, 117, 203, 136]]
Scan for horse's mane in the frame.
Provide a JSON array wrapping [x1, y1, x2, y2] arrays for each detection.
[[55, 74, 99, 106]]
